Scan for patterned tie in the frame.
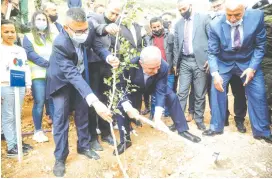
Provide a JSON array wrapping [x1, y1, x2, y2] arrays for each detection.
[[234, 25, 241, 48], [183, 19, 191, 55]]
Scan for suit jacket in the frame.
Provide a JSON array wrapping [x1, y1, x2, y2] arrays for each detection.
[[54, 22, 63, 32], [119, 57, 169, 110], [120, 23, 143, 52], [208, 9, 266, 74], [173, 13, 210, 70], [46, 26, 110, 99], [88, 13, 113, 50]]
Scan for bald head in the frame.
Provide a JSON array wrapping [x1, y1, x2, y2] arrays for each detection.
[[105, 0, 123, 22], [140, 46, 162, 76], [42, 2, 58, 23], [42, 2, 56, 11]]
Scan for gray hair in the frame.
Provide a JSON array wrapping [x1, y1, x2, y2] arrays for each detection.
[[225, 0, 245, 10], [140, 46, 162, 63], [66, 7, 86, 22], [41, 1, 56, 11]]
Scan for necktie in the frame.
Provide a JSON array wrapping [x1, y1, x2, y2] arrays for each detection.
[[234, 25, 241, 48], [183, 19, 190, 55]]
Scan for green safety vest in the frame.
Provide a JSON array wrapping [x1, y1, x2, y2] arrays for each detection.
[[25, 33, 54, 80]]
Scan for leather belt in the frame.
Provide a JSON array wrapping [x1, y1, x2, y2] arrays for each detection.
[[182, 54, 195, 58]]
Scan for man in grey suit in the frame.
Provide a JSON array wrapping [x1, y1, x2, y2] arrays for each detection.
[[173, 0, 210, 131]]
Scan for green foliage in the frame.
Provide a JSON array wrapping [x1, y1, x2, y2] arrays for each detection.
[[104, 0, 141, 115]]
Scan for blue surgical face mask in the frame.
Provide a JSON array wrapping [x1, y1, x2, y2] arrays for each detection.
[[71, 32, 89, 44], [35, 20, 47, 31]]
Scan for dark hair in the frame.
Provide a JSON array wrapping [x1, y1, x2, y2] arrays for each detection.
[[161, 12, 173, 17], [66, 7, 86, 22], [1, 19, 15, 26], [149, 17, 163, 26], [94, 4, 105, 12], [31, 11, 52, 46]]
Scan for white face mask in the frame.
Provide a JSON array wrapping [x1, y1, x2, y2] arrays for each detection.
[[35, 20, 47, 31], [71, 32, 89, 44], [226, 18, 243, 27]]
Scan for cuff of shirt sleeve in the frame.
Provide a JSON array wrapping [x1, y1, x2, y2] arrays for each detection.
[[121, 101, 133, 112], [154, 106, 164, 118], [211, 71, 219, 77], [86, 93, 99, 107]]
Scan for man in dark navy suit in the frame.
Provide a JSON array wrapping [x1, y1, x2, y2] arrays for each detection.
[[204, 0, 272, 143], [113, 46, 201, 155], [46, 8, 119, 177]]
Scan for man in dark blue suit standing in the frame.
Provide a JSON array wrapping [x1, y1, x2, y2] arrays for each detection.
[[46, 8, 119, 177], [113, 46, 201, 155], [204, 0, 272, 144]]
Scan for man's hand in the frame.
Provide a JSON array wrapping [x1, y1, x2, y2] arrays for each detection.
[[203, 61, 209, 74], [92, 101, 113, 123], [105, 23, 120, 35], [26, 88, 32, 96], [213, 72, 224, 92], [106, 55, 120, 69], [153, 117, 169, 131], [126, 107, 140, 119], [240, 68, 255, 86]]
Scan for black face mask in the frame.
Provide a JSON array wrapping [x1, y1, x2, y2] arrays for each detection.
[[10, 7, 19, 17], [181, 7, 192, 20], [163, 21, 171, 29], [152, 28, 164, 37], [49, 14, 58, 22]]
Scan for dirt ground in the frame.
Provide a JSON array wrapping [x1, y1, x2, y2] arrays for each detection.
[[1, 93, 272, 178]]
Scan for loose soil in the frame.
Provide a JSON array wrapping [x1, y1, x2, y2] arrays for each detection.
[[1, 94, 272, 178]]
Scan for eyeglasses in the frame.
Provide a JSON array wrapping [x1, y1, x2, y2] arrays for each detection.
[[67, 26, 89, 36]]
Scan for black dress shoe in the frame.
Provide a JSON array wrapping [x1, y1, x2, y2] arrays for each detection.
[[53, 160, 65, 177], [113, 141, 132, 155], [101, 134, 114, 146], [178, 131, 201, 143], [196, 122, 206, 131], [168, 124, 177, 132], [90, 139, 103, 151], [254, 135, 272, 144], [236, 122, 246, 133], [202, 129, 223, 136], [77, 148, 100, 160]]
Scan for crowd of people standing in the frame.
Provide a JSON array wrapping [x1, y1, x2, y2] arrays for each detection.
[[1, 0, 272, 177]]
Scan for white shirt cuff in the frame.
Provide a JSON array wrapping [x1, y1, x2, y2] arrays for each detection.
[[106, 55, 111, 64], [154, 106, 164, 119], [121, 101, 133, 112], [86, 93, 99, 107], [211, 71, 219, 77]]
